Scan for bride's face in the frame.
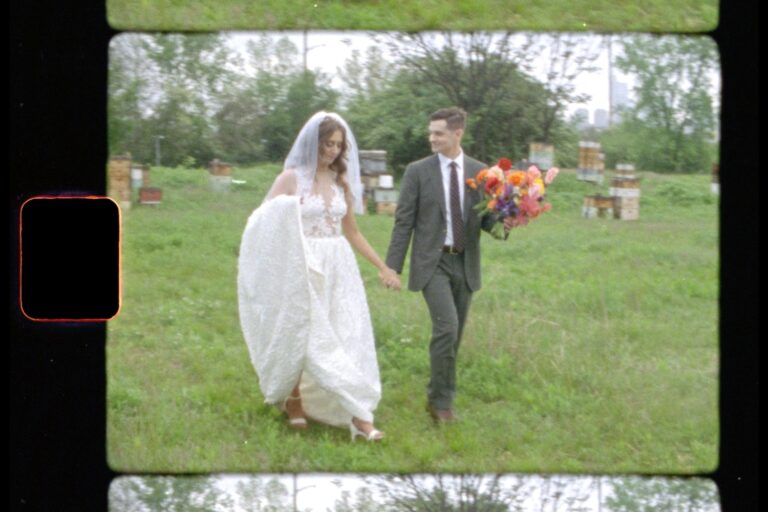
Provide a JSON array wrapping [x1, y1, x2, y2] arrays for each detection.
[[319, 130, 344, 167]]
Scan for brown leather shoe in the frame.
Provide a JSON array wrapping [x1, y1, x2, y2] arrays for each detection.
[[426, 403, 457, 423]]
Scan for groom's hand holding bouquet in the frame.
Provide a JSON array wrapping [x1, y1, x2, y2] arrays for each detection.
[[466, 158, 560, 239]]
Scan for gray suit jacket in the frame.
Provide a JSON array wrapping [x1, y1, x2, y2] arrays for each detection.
[[386, 153, 497, 292]]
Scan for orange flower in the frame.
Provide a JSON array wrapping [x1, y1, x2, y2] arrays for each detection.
[[477, 169, 489, 181], [493, 183, 506, 197], [466, 178, 477, 190], [487, 198, 497, 210], [507, 171, 525, 186]]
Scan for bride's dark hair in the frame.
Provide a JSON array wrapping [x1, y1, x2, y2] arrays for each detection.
[[318, 116, 351, 196]]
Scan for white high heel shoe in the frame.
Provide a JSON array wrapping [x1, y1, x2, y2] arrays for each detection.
[[350, 420, 384, 442], [281, 396, 308, 430]]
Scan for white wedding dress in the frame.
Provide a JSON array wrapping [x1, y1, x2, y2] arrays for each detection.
[[237, 184, 381, 427]]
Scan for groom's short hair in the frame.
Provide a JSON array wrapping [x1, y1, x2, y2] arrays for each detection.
[[430, 107, 466, 130]]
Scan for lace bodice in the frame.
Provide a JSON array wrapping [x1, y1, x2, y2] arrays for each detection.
[[300, 183, 347, 238]]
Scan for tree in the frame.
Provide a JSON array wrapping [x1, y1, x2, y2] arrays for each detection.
[[332, 485, 382, 512], [516, 34, 603, 144], [108, 476, 233, 512], [366, 474, 526, 511], [337, 45, 393, 107], [138, 34, 235, 167], [108, 34, 158, 162], [341, 64, 451, 176], [214, 35, 339, 164], [534, 475, 597, 512], [357, 32, 600, 167], [373, 32, 531, 161], [605, 476, 720, 511], [150, 84, 218, 167], [610, 34, 719, 172], [108, 33, 236, 166]]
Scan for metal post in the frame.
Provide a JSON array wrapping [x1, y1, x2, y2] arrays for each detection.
[[302, 30, 325, 73], [154, 135, 164, 167], [607, 35, 613, 127]]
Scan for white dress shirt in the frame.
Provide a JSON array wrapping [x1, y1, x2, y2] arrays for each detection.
[[438, 151, 465, 247]]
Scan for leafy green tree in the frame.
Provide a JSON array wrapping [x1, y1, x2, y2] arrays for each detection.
[[516, 34, 603, 144], [150, 85, 218, 167], [332, 485, 383, 512], [263, 477, 292, 512], [213, 84, 271, 164], [108, 33, 236, 166], [372, 33, 531, 161], [214, 34, 338, 164], [337, 45, 393, 106], [605, 476, 720, 511], [109, 476, 232, 512], [610, 34, 719, 172], [342, 65, 451, 177], [212, 36, 300, 164], [140, 33, 235, 111], [350, 32, 598, 170], [366, 474, 524, 511], [139, 34, 235, 167], [108, 34, 157, 163]]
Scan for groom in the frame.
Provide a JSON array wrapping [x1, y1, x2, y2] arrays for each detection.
[[386, 107, 514, 423]]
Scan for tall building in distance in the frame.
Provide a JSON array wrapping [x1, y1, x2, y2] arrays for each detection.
[[573, 108, 591, 130], [593, 108, 609, 129], [610, 77, 632, 124]]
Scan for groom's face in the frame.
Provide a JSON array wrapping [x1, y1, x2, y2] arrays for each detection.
[[428, 120, 463, 156]]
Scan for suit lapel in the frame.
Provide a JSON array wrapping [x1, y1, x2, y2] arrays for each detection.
[[425, 154, 446, 220], [462, 156, 478, 223]]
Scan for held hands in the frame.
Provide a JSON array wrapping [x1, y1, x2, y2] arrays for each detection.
[[379, 267, 402, 291], [502, 216, 516, 234]]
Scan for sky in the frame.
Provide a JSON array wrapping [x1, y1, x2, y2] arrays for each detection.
[[225, 30, 720, 125], [226, 31, 629, 120]]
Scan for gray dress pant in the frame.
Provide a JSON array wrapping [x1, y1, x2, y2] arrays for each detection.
[[422, 251, 473, 409]]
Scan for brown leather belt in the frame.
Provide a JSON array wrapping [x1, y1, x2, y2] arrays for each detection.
[[442, 246, 464, 255]]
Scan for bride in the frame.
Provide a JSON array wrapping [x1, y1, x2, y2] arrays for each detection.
[[237, 111, 401, 442]]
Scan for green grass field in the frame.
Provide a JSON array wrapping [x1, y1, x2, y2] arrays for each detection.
[[106, 0, 718, 32], [107, 164, 718, 474]]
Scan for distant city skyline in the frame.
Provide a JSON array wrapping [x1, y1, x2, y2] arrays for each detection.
[[571, 74, 632, 129]]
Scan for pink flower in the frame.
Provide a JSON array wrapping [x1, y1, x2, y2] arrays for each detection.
[[526, 165, 541, 185], [518, 194, 541, 218], [544, 167, 560, 185]]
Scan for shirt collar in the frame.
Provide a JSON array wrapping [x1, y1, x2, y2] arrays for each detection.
[[438, 150, 464, 171]]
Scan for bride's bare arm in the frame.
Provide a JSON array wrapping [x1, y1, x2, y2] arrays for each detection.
[[263, 168, 298, 202], [341, 191, 401, 290]]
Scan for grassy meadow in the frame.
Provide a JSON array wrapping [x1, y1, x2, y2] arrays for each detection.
[[107, 164, 719, 475], [106, 0, 718, 32]]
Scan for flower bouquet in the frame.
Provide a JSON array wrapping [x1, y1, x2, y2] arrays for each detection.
[[466, 158, 560, 239]]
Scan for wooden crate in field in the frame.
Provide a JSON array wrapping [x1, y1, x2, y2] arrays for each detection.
[[614, 196, 640, 220], [139, 187, 163, 205], [376, 201, 397, 216], [582, 194, 614, 218]]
